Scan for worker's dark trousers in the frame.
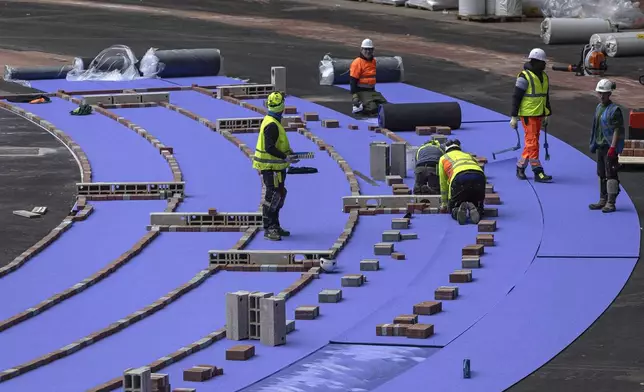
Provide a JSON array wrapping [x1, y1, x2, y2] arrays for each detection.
[[261, 169, 287, 230], [413, 164, 440, 195], [596, 145, 620, 200], [356, 90, 388, 115], [448, 171, 486, 217]]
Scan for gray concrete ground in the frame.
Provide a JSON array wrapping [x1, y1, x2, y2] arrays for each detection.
[[0, 0, 642, 390]]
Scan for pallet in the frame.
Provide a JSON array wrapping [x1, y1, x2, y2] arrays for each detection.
[[618, 155, 644, 165], [456, 14, 527, 23]]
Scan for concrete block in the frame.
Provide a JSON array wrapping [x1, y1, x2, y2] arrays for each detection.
[[401, 232, 418, 240], [286, 319, 296, 334], [477, 233, 495, 246], [484, 207, 498, 217], [295, 305, 319, 320], [391, 218, 409, 229], [140, 92, 170, 103], [123, 367, 151, 392], [318, 289, 343, 303], [382, 230, 402, 242], [271, 66, 286, 93], [360, 259, 380, 271], [478, 220, 497, 232], [390, 142, 407, 177], [413, 301, 442, 315], [259, 296, 287, 346], [376, 323, 408, 336], [370, 142, 390, 181], [435, 286, 459, 300], [303, 112, 319, 121], [406, 324, 434, 339], [374, 242, 394, 255], [112, 93, 142, 104], [151, 373, 169, 391], [183, 365, 215, 382], [226, 291, 250, 340], [341, 274, 366, 287], [449, 269, 473, 283], [385, 175, 404, 185], [462, 255, 481, 269], [462, 244, 484, 256], [394, 314, 418, 324], [226, 345, 255, 361], [82, 94, 113, 105], [322, 119, 340, 128]]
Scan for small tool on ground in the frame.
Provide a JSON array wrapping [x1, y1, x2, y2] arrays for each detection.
[[492, 127, 521, 160]]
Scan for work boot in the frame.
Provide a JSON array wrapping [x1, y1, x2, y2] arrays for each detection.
[[589, 179, 608, 210], [456, 202, 468, 225], [466, 202, 481, 224], [516, 167, 527, 180], [534, 169, 553, 183], [264, 228, 281, 241], [277, 227, 291, 237], [602, 179, 619, 213]]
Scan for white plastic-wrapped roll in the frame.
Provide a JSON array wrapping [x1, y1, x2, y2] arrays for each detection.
[[541, 18, 615, 45], [605, 33, 644, 57], [589, 33, 614, 51], [486, 0, 496, 15], [458, 0, 485, 15], [496, 0, 522, 16]]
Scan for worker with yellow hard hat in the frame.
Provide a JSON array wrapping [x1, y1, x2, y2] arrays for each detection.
[[253, 91, 299, 241], [589, 78, 624, 213], [438, 140, 486, 225]]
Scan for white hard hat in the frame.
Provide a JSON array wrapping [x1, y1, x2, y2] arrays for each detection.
[[527, 48, 547, 62], [361, 39, 374, 49], [596, 78, 616, 93]]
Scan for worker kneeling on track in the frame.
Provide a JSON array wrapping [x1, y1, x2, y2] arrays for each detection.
[[253, 91, 300, 241], [589, 78, 624, 213], [350, 38, 388, 117], [438, 140, 486, 225], [414, 139, 444, 195]]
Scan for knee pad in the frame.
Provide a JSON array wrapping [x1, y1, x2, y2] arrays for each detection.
[[606, 179, 620, 194]]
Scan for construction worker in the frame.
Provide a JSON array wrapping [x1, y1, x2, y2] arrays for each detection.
[[510, 48, 553, 183], [438, 140, 486, 225], [350, 38, 388, 116], [252, 91, 300, 241], [413, 139, 444, 195], [589, 78, 624, 213]]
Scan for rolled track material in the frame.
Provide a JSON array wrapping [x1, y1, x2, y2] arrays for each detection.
[[605, 32, 644, 57], [378, 102, 462, 131], [319, 55, 404, 85], [541, 18, 615, 45], [4, 65, 73, 81], [139, 48, 223, 78]]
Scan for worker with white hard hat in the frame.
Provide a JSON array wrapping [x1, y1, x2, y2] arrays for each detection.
[[349, 38, 388, 116], [510, 48, 553, 183], [589, 78, 623, 213]]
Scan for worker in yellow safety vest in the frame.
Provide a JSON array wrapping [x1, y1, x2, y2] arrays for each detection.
[[510, 48, 553, 183], [413, 139, 444, 195], [252, 91, 299, 241], [438, 140, 487, 225]]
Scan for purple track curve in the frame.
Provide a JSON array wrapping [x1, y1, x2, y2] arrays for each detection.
[[0, 76, 637, 392]]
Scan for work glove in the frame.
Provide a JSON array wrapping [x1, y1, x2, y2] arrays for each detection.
[[509, 116, 519, 129], [608, 146, 617, 158], [541, 116, 549, 128], [286, 154, 300, 164], [352, 94, 362, 107]]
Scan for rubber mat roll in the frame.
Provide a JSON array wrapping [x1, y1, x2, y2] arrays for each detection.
[[140, 48, 222, 78], [378, 102, 462, 131], [3, 65, 73, 81], [318, 55, 404, 85]]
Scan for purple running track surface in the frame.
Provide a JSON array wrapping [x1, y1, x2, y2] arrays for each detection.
[[0, 201, 163, 322], [0, 232, 240, 371], [27, 78, 178, 93], [162, 76, 246, 86], [168, 90, 262, 120], [111, 106, 260, 212], [9, 98, 172, 182], [0, 271, 299, 392], [331, 159, 542, 346], [373, 256, 638, 392], [336, 83, 509, 123]]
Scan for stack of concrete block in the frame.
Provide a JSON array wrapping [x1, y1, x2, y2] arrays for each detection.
[[226, 345, 255, 361], [249, 292, 273, 340], [151, 373, 170, 392], [124, 367, 152, 392], [259, 296, 286, 346]]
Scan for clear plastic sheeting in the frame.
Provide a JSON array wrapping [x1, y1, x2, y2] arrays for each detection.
[[541, 0, 644, 29], [139, 48, 163, 78], [406, 0, 458, 10], [496, 0, 523, 16], [66, 45, 140, 81]]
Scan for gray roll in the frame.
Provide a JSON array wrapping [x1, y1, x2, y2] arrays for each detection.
[[318, 55, 404, 85], [151, 48, 222, 78], [4, 65, 73, 81]]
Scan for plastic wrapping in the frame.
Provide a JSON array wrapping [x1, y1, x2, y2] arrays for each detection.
[[589, 32, 615, 50], [523, 0, 545, 16], [318, 55, 404, 86], [496, 0, 523, 16], [406, 0, 458, 10], [378, 102, 462, 132], [66, 45, 140, 81], [139, 48, 223, 78], [541, 0, 644, 29], [459, 0, 487, 15], [72, 57, 95, 72], [3, 65, 72, 81], [605, 32, 644, 56], [541, 17, 616, 44]]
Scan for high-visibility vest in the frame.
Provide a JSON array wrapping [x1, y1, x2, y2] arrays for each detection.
[[438, 150, 483, 202], [416, 141, 444, 166], [252, 115, 291, 171], [350, 57, 377, 88], [518, 69, 550, 117]]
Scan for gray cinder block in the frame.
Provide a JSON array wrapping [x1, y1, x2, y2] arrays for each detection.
[[382, 230, 402, 242], [370, 142, 390, 181], [360, 259, 380, 271], [391, 218, 409, 230], [390, 142, 407, 177], [401, 232, 418, 240], [319, 289, 343, 303], [462, 256, 481, 269], [341, 274, 366, 287], [226, 291, 250, 340], [286, 319, 296, 334], [374, 242, 394, 255], [112, 93, 142, 104], [259, 296, 286, 347]]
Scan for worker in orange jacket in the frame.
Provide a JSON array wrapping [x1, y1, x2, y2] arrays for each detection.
[[510, 48, 553, 183], [350, 38, 388, 117]]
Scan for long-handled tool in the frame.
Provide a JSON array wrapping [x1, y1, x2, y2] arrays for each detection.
[[492, 126, 521, 160], [543, 124, 551, 161]]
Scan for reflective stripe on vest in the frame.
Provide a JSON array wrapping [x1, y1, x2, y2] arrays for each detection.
[[518, 69, 550, 117], [252, 115, 291, 171]]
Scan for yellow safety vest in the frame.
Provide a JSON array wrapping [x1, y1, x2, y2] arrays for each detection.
[[438, 150, 483, 203], [416, 140, 444, 161], [252, 115, 291, 171], [518, 69, 550, 117]]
